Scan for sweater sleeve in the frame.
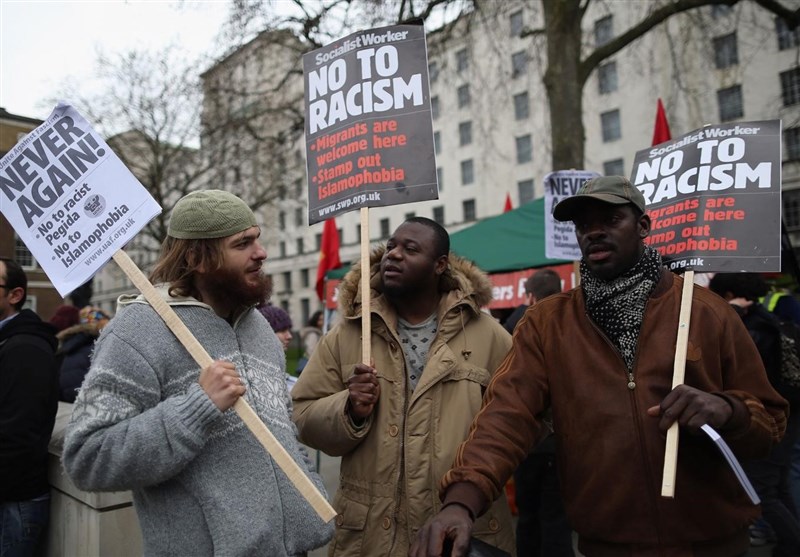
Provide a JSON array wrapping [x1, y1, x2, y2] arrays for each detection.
[[291, 330, 372, 457], [62, 330, 222, 492]]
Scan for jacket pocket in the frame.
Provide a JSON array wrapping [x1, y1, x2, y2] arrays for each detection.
[[332, 495, 369, 555], [444, 365, 492, 386]]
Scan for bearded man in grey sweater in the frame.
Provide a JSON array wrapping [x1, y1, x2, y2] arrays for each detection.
[[63, 190, 333, 556]]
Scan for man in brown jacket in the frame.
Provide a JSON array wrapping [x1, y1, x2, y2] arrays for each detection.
[[411, 176, 788, 557]]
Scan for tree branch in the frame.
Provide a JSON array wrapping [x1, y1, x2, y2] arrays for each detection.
[[579, 0, 739, 83]]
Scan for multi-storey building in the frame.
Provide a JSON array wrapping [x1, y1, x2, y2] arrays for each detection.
[[0, 107, 65, 319]]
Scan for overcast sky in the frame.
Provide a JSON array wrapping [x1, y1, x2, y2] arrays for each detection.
[[0, 0, 233, 120]]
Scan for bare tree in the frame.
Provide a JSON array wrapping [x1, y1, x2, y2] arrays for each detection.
[[54, 42, 306, 261], [224, 0, 799, 172]]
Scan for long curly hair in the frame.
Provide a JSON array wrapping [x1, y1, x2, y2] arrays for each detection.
[[149, 236, 226, 299]]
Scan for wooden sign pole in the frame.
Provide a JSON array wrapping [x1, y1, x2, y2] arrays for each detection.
[[661, 269, 695, 498], [112, 250, 336, 522], [360, 208, 371, 365]]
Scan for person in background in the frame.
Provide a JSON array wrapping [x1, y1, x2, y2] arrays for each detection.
[[56, 306, 111, 403], [411, 176, 787, 557], [62, 190, 332, 556], [709, 273, 800, 556], [0, 258, 59, 557], [258, 303, 294, 352], [257, 303, 298, 393], [48, 304, 80, 333], [297, 310, 324, 374], [507, 268, 574, 557], [292, 217, 515, 556]]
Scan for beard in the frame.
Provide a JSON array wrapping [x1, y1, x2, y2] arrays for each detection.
[[202, 265, 273, 310]]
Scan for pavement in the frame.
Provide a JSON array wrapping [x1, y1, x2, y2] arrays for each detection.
[[307, 448, 774, 556]]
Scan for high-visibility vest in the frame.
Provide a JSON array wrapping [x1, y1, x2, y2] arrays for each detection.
[[762, 291, 790, 312]]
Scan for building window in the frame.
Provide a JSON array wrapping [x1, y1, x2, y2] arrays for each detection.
[[295, 207, 303, 227], [279, 241, 286, 258], [356, 224, 361, 240], [14, 235, 35, 269], [511, 51, 528, 78], [717, 85, 743, 121], [296, 238, 304, 254], [518, 179, 534, 205], [434, 131, 441, 154], [429, 61, 439, 83], [279, 211, 286, 229], [337, 227, 343, 244], [433, 206, 445, 225], [282, 271, 292, 292], [456, 48, 469, 73], [294, 178, 303, 198], [595, 15, 613, 47], [405, 212, 416, 220], [604, 158, 625, 176], [463, 199, 476, 222], [516, 135, 532, 164], [315, 233, 322, 250], [301, 268, 310, 288], [598, 61, 618, 94], [431, 96, 440, 119], [510, 10, 523, 37], [380, 218, 390, 238], [781, 67, 800, 106], [461, 159, 474, 185], [301, 298, 310, 325], [513, 92, 529, 120], [601, 110, 621, 142], [786, 127, 800, 161], [777, 17, 800, 51], [459, 121, 472, 146], [784, 187, 800, 230], [437, 167, 444, 190], [713, 33, 738, 69], [711, 5, 733, 19], [457, 84, 471, 108]]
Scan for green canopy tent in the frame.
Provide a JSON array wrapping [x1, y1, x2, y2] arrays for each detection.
[[449, 198, 568, 272], [325, 197, 568, 279]]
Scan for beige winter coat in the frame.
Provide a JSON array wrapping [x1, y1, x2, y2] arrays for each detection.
[[292, 248, 515, 557]]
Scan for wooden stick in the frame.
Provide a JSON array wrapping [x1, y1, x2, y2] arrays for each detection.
[[661, 269, 695, 498], [111, 250, 336, 522], [360, 208, 371, 365]]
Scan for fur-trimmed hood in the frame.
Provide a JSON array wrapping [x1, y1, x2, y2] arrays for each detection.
[[337, 245, 494, 318]]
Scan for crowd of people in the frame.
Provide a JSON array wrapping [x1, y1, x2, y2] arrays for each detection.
[[2, 178, 799, 556]]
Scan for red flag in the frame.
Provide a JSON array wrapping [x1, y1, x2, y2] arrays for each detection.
[[316, 218, 341, 300], [652, 98, 672, 146], [503, 193, 513, 213]]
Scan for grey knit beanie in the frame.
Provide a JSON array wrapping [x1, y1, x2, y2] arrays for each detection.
[[168, 190, 257, 239]]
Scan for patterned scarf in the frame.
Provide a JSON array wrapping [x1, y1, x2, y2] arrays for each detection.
[[582, 246, 663, 371]]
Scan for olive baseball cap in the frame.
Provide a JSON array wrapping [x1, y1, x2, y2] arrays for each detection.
[[168, 190, 257, 239], [552, 176, 646, 222]]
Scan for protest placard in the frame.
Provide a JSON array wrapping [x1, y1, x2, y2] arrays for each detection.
[[304, 23, 438, 225], [632, 120, 782, 273], [544, 169, 600, 260], [0, 103, 161, 296]]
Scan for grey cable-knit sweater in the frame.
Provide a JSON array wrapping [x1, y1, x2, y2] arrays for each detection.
[[62, 290, 333, 556]]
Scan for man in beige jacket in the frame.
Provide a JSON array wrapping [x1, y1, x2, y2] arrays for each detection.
[[292, 217, 514, 556]]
